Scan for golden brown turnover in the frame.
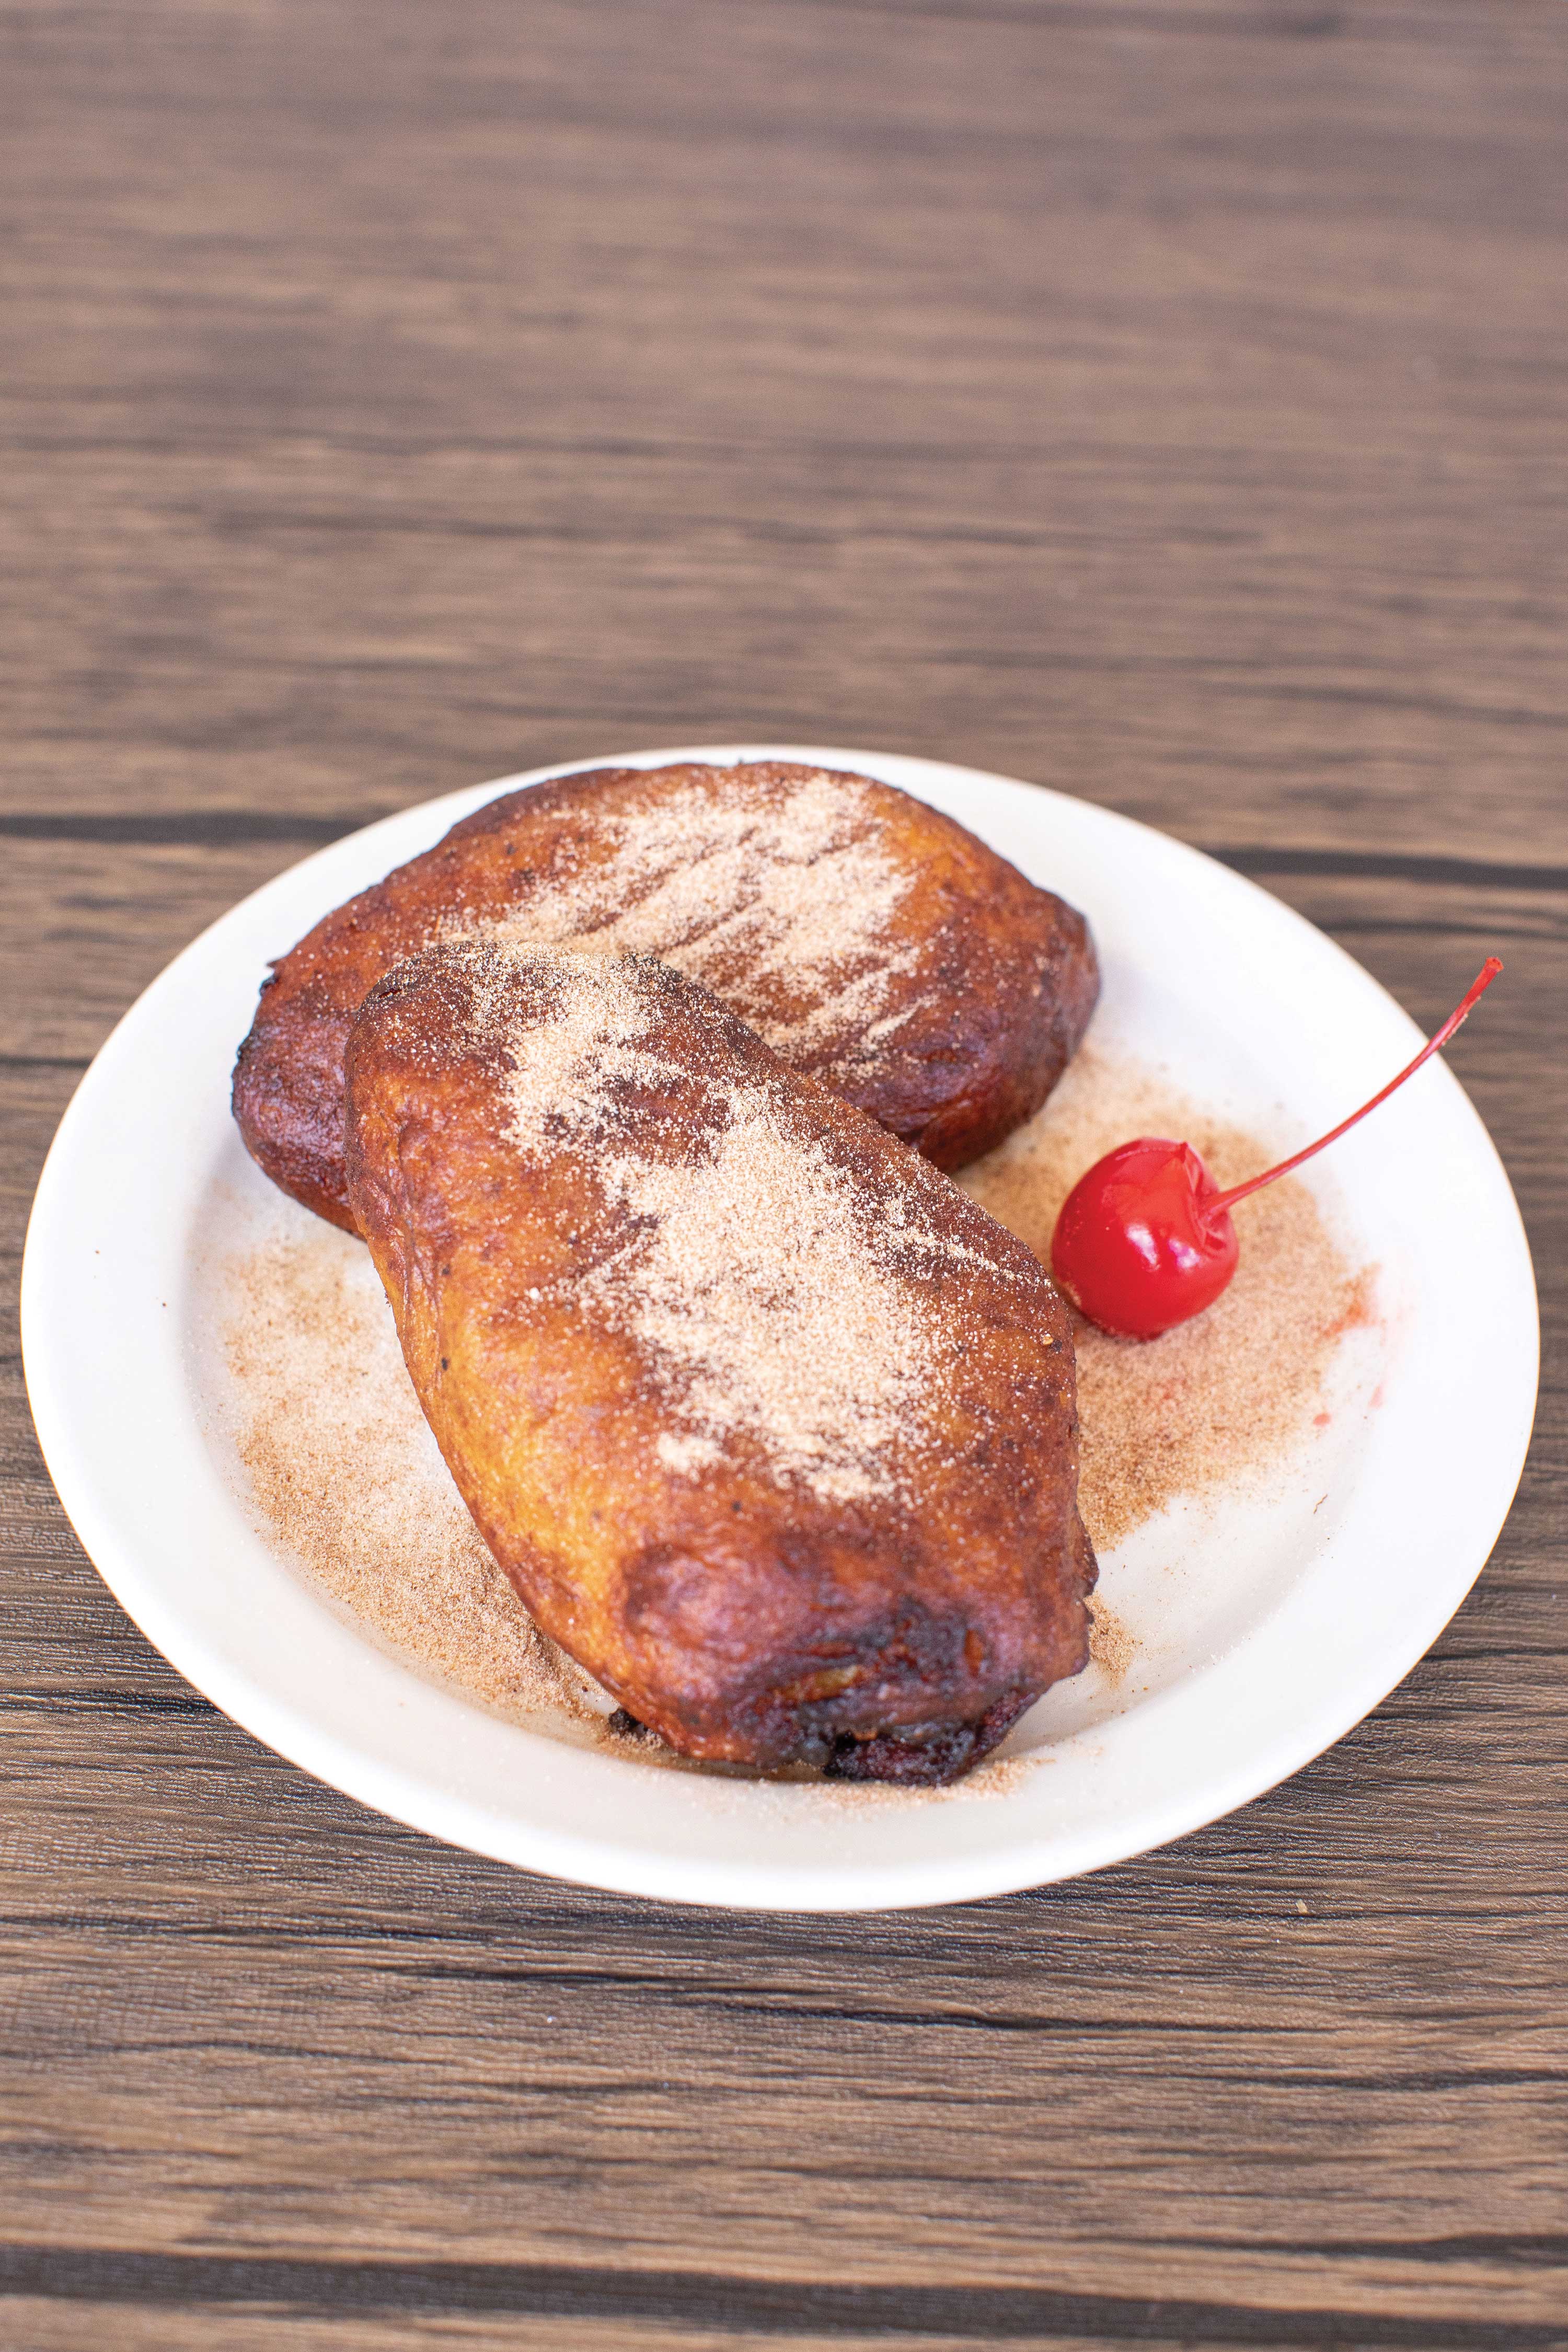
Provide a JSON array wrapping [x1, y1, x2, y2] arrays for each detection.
[[236, 760, 1099, 1231], [343, 941, 1096, 1783]]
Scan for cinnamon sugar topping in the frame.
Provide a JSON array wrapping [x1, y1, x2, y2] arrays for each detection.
[[467, 943, 1000, 1505], [463, 766, 921, 1078]]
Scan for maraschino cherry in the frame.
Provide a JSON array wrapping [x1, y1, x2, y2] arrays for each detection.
[[1051, 958, 1502, 1342]]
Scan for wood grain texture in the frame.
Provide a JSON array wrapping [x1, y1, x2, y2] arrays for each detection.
[[2, 1, 1564, 2345]]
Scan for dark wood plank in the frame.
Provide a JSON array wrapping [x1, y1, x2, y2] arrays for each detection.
[[4, 1, 1566, 858], [2, 2, 1564, 2346]]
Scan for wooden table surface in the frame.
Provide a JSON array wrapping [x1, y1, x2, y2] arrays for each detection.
[[4, 4, 1564, 2346]]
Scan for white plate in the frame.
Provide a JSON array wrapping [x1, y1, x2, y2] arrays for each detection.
[[21, 746, 1539, 1911]]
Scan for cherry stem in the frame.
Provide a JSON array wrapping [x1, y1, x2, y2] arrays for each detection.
[[1210, 956, 1503, 1216]]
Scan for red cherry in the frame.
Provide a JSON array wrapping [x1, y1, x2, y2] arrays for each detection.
[[1051, 958, 1502, 1342], [1052, 1137, 1238, 1341]]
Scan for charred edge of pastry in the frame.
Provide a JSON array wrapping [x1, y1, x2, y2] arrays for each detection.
[[822, 1687, 1039, 1786], [604, 1518, 1094, 1782], [607, 1689, 1036, 1788], [605, 1707, 663, 1746]]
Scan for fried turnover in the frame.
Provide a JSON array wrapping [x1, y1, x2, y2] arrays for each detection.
[[344, 941, 1096, 1783], [236, 759, 1099, 1231]]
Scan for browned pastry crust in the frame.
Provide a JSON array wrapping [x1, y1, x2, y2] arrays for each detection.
[[343, 942, 1097, 1784], [235, 760, 1099, 1231]]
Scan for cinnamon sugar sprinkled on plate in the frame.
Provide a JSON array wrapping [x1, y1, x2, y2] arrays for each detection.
[[961, 1048, 1375, 1550], [223, 1230, 602, 1734], [1088, 1600, 1137, 1686]]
